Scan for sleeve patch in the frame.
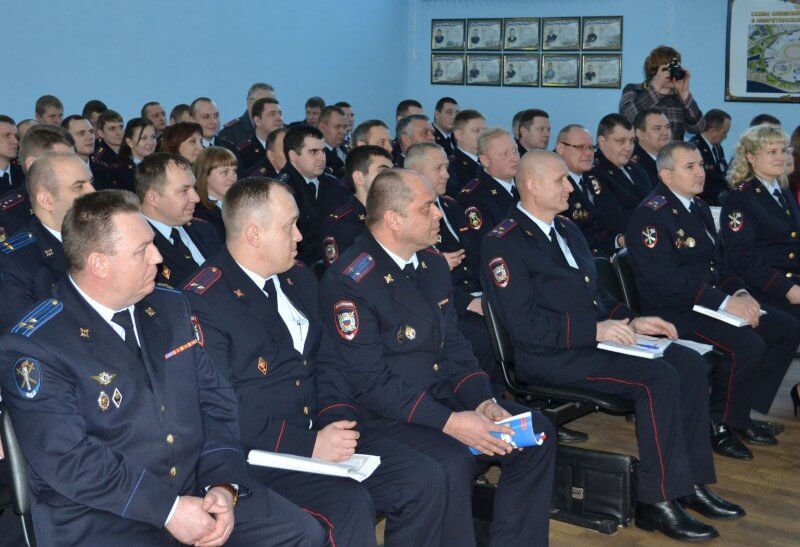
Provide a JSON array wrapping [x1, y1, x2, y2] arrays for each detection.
[[334, 300, 359, 340], [488, 257, 510, 287], [465, 206, 483, 229], [191, 315, 205, 347], [11, 298, 63, 337], [644, 195, 667, 210], [1, 231, 36, 254], [727, 211, 743, 232], [323, 237, 339, 264], [487, 219, 517, 238], [183, 266, 222, 294], [14, 357, 42, 399], [641, 226, 658, 248], [343, 253, 374, 282]]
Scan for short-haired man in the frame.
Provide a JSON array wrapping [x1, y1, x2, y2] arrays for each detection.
[[279, 125, 349, 264], [394, 114, 435, 165], [395, 99, 424, 121], [0, 189, 324, 546], [190, 97, 228, 148], [433, 97, 459, 155], [586, 113, 655, 248], [236, 97, 284, 175], [350, 119, 392, 153], [1, 125, 75, 236], [555, 124, 618, 256], [626, 141, 800, 460], [457, 128, 520, 233], [219, 82, 276, 146], [93, 110, 124, 166], [81, 99, 107, 130], [141, 101, 167, 136], [405, 142, 500, 387], [34, 95, 64, 125], [318, 168, 556, 546], [690, 109, 731, 205], [482, 150, 744, 542], [169, 104, 192, 125], [750, 113, 780, 128], [334, 101, 355, 145], [243, 126, 287, 179], [184, 178, 446, 546], [517, 109, 551, 153], [17, 119, 37, 141], [321, 145, 393, 265], [0, 115, 24, 191], [289, 97, 325, 127], [447, 109, 485, 195], [62, 115, 111, 188], [0, 152, 94, 330], [136, 152, 222, 286], [632, 108, 672, 187], [317, 106, 348, 178]]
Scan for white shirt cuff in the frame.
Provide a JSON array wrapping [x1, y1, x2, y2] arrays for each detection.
[[164, 496, 179, 526]]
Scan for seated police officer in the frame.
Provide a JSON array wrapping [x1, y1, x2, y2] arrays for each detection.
[[446, 109, 486, 197], [0, 152, 94, 331], [318, 106, 349, 179], [318, 168, 556, 547], [632, 108, 673, 188], [626, 141, 800, 459], [137, 152, 222, 287], [0, 115, 24, 191], [184, 177, 447, 546], [219, 82, 276, 147], [481, 149, 744, 542], [690, 109, 731, 206], [0, 189, 324, 546], [321, 145, 393, 265], [235, 97, 284, 176], [278, 125, 349, 265]]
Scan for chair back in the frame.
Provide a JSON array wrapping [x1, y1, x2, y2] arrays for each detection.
[[611, 249, 641, 313], [593, 256, 624, 303], [1, 409, 36, 547]]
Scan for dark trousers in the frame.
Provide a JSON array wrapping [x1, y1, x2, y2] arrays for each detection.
[[519, 344, 715, 504], [686, 304, 799, 422], [374, 401, 555, 547], [249, 433, 447, 547]]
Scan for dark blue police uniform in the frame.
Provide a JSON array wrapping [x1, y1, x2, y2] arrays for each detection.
[[564, 172, 619, 257], [433, 126, 456, 156], [689, 135, 728, 206], [446, 147, 481, 198], [480, 206, 716, 504], [235, 134, 266, 176], [107, 157, 137, 193], [456, 168, 518, 235], [586, 150, 655, 235], [320, 195, 366, 266], [0, 279, 324, 546], [219, 112, 254, 148], [626, 184, 800, 423], [631, 144, 659, 188], [324, 145, 345, 179], [150, 218, 222, 287], [318, 232, 555, 546], [241, 157, 278, 180], [183, 249, 447, 546], [0, 188, 33, 238], [0, 161, 25, 191]]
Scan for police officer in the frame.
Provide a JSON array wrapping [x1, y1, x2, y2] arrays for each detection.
[[321, 145, 392, 265], [0, 152, 94, 331], [457, 128, 519, 235], [184, 177, 446, 546], [318, 168, 556, 547], [555, 124, 618, 256], [137, 152, 221, 286], [219, 83, 276, 147], [482, 150, 743, 542], [432, 97, 459, 156], [632, 109, 672, 188], [243, 127, 287, 180], [278, 125, 349, 265], [0, 115, 24, 191], [626, 141, 800, 460], [690, 109, 731, 206], [318, 106, 349, 179], [0, 190, 325, 546], [235, 97, 284, 176], [447, 109, 485, 196], [93, 110, 124, 166], [393, 114, 436, 166]]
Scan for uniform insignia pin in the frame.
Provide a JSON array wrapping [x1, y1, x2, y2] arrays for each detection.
[[91, 371, 117, 385], [676, 229, 685, 237], [672, 209, 679, 215], [163, 266, 171, 280], [575, 202, 582, 209], [437, 234, 442, 244], [112, 388, 123, 408], [404, 325, 416, 340], [144, 307, 155, 317], [98, 391, 110, 411], [258, 357, 268, 375], [44, 248, 54, 257], [358, 214, 366, 221], [384, 274, 394, 284], [686, 237, 696, 248], [234, 289, 244, 298], [286, 278, 294, 286], [421, 261, 427, 269], [80, 328, 90, 339]]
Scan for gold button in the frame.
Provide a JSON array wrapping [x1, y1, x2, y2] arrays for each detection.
[[593, 300, 598, 306], [792, 232, 798, 238], [295, 379, 301, 387], [303, 359, 308, 366], [790, 253, 796, 259], [433, 363, 439, 372], [303, 406, 309, 415], [710, 266, 714, 271], [161, 405, 165, 412], [169, 467, 177, 477], [166, 434, 174, 444], [584, 276, 590, 283], [788, 272, 793, 278]]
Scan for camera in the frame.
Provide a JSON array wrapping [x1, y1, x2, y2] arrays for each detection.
[[666, 58, 686, 81]]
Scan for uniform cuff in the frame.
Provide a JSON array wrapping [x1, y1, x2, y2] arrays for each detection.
[[164, 496, 179, 527]]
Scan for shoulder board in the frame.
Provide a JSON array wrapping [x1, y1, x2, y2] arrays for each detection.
[[293, 259, 306, 268], [423, 247, 441, 255], [342, 253, 375, 283], [12, 298, 63, 337], [487, 219, 517, 238], [737, 179, 753, 192], [1, 232, 36, 254], [237, 139, 252, 151], [440, 194, 456, 203], [330, 203, 353, 220], [183, 266, 222, 295], [155, 283, 181, 294], [460, 178, 481, 194], [188, 217, 207, 224], [224, 117, 241, 128], [644, 195, 667, 210], [0, 192, 25, 211], [279, 172, 290, 183], [629, 154, 640, 164]]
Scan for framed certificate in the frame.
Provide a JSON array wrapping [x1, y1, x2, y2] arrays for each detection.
[[581, 54, 622, 88], [466, 54, 502, 86], [503, 18, 540, 51], [541, 54, 580, 87], [503, 54, 540, 86], [466, 18, 503, 50], [432, 19, 466, 51], [581, 16, 623, 51], [541, 17, 581, 51], [431, 54, 465, 85]]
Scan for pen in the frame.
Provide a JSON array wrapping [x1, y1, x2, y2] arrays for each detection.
[[636, 343, 660, 350]]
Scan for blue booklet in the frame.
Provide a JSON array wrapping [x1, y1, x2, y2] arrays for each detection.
[[469, 411, 548, 455]]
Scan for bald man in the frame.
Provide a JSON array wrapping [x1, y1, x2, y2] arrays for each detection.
[[480, 150, 744, 542]]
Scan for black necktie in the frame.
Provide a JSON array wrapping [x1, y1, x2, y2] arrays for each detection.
[[575, 176, 592, 204], [549, 227, 568, 265], [511, 185, 520, 201], [0, 171, 9, 187], [263, 278, 278, 314], [308, 180, 318, 199], [403, 263, 416, 280], [112, 310, 143, 362], [170, 228, 196, 264], [773, 188, 789, 211]]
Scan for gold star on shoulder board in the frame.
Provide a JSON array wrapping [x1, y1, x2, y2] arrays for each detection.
[[80, 328, 90, 339], [384, 274, 394, 284], [144, 306, 156, 317], [44, 248, 54, 257], [490, 189, 498, 195], [421, 261, 427, 269], [234, 289, 245, 298]]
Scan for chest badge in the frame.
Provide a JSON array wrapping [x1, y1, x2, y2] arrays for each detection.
[[112, 388, 123, 408], [91, 371, 117, 385], [258, 357, 268, 375], [98, 391, 110, 411], [384, 273, 394, 284], [685, 237, 696, 248]]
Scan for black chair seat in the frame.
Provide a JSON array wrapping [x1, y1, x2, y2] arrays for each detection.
[[515, 383, 635, 415]]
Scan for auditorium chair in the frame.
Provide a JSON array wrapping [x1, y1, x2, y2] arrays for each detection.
[[0, 409, 35, 547]]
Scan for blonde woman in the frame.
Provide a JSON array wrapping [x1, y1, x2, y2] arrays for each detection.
[[193, 146, 238, 239]]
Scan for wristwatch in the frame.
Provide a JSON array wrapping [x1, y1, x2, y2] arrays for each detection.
[[210, 483, 239, 507]]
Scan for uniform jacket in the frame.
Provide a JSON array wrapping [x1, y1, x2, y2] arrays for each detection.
[[720, 178, 800, 301], [433, 126, 455, 156], [193, 202, 225, 241], [1, 161, 25, 192], [587, 150, 654, 233], [689, 135, 729, 206], [436, 195, 482, 313], [235, 133, 266, 176], [564, 173, 618, 257], [625, 183, 746, 332], [318, 232, 495, 431], [456, 168, 517, 235], [242, 157, 278, 180], [0, 188, 33, 240], [92, 140, 119, 167], [151, 218, 222, 287], [631, 144, 659, 188], [447, 148, 480, 198], [107, 157, 137, 193], [321, 195, 366, 266], [0, 218, 66, 332], [183, 249, 358, 458], [0, 280, 248, 545], [218, 112, 254, 147], [324, 145, 346, 179]]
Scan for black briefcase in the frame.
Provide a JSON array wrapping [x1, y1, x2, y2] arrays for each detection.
[[551, 445, 638, 535]]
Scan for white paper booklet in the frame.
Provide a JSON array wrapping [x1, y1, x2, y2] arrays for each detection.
[[692, 305, 766, 327], [247, 450, 381, 482], [597, 335, 672, 359]]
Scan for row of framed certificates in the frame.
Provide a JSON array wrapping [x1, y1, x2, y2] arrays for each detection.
[[432, 53, 623, 88], [432, 16, 623, 52]]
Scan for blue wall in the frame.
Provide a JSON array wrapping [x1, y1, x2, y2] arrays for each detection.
[[2, 0, 796, 156]]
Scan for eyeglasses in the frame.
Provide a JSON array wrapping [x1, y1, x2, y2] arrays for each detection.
[[559, 142, 595, 153]]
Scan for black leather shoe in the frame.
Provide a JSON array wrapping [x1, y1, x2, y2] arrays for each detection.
[[678, 485, 746, 520], [710, 421, 752, 460], [556, 425, 588, 443], [636, 500, 719, 542], [733, 421, 777, 445], [750, 419, 784, 436]]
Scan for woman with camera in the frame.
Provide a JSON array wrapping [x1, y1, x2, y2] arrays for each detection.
[[619, 45, 704, 140]]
